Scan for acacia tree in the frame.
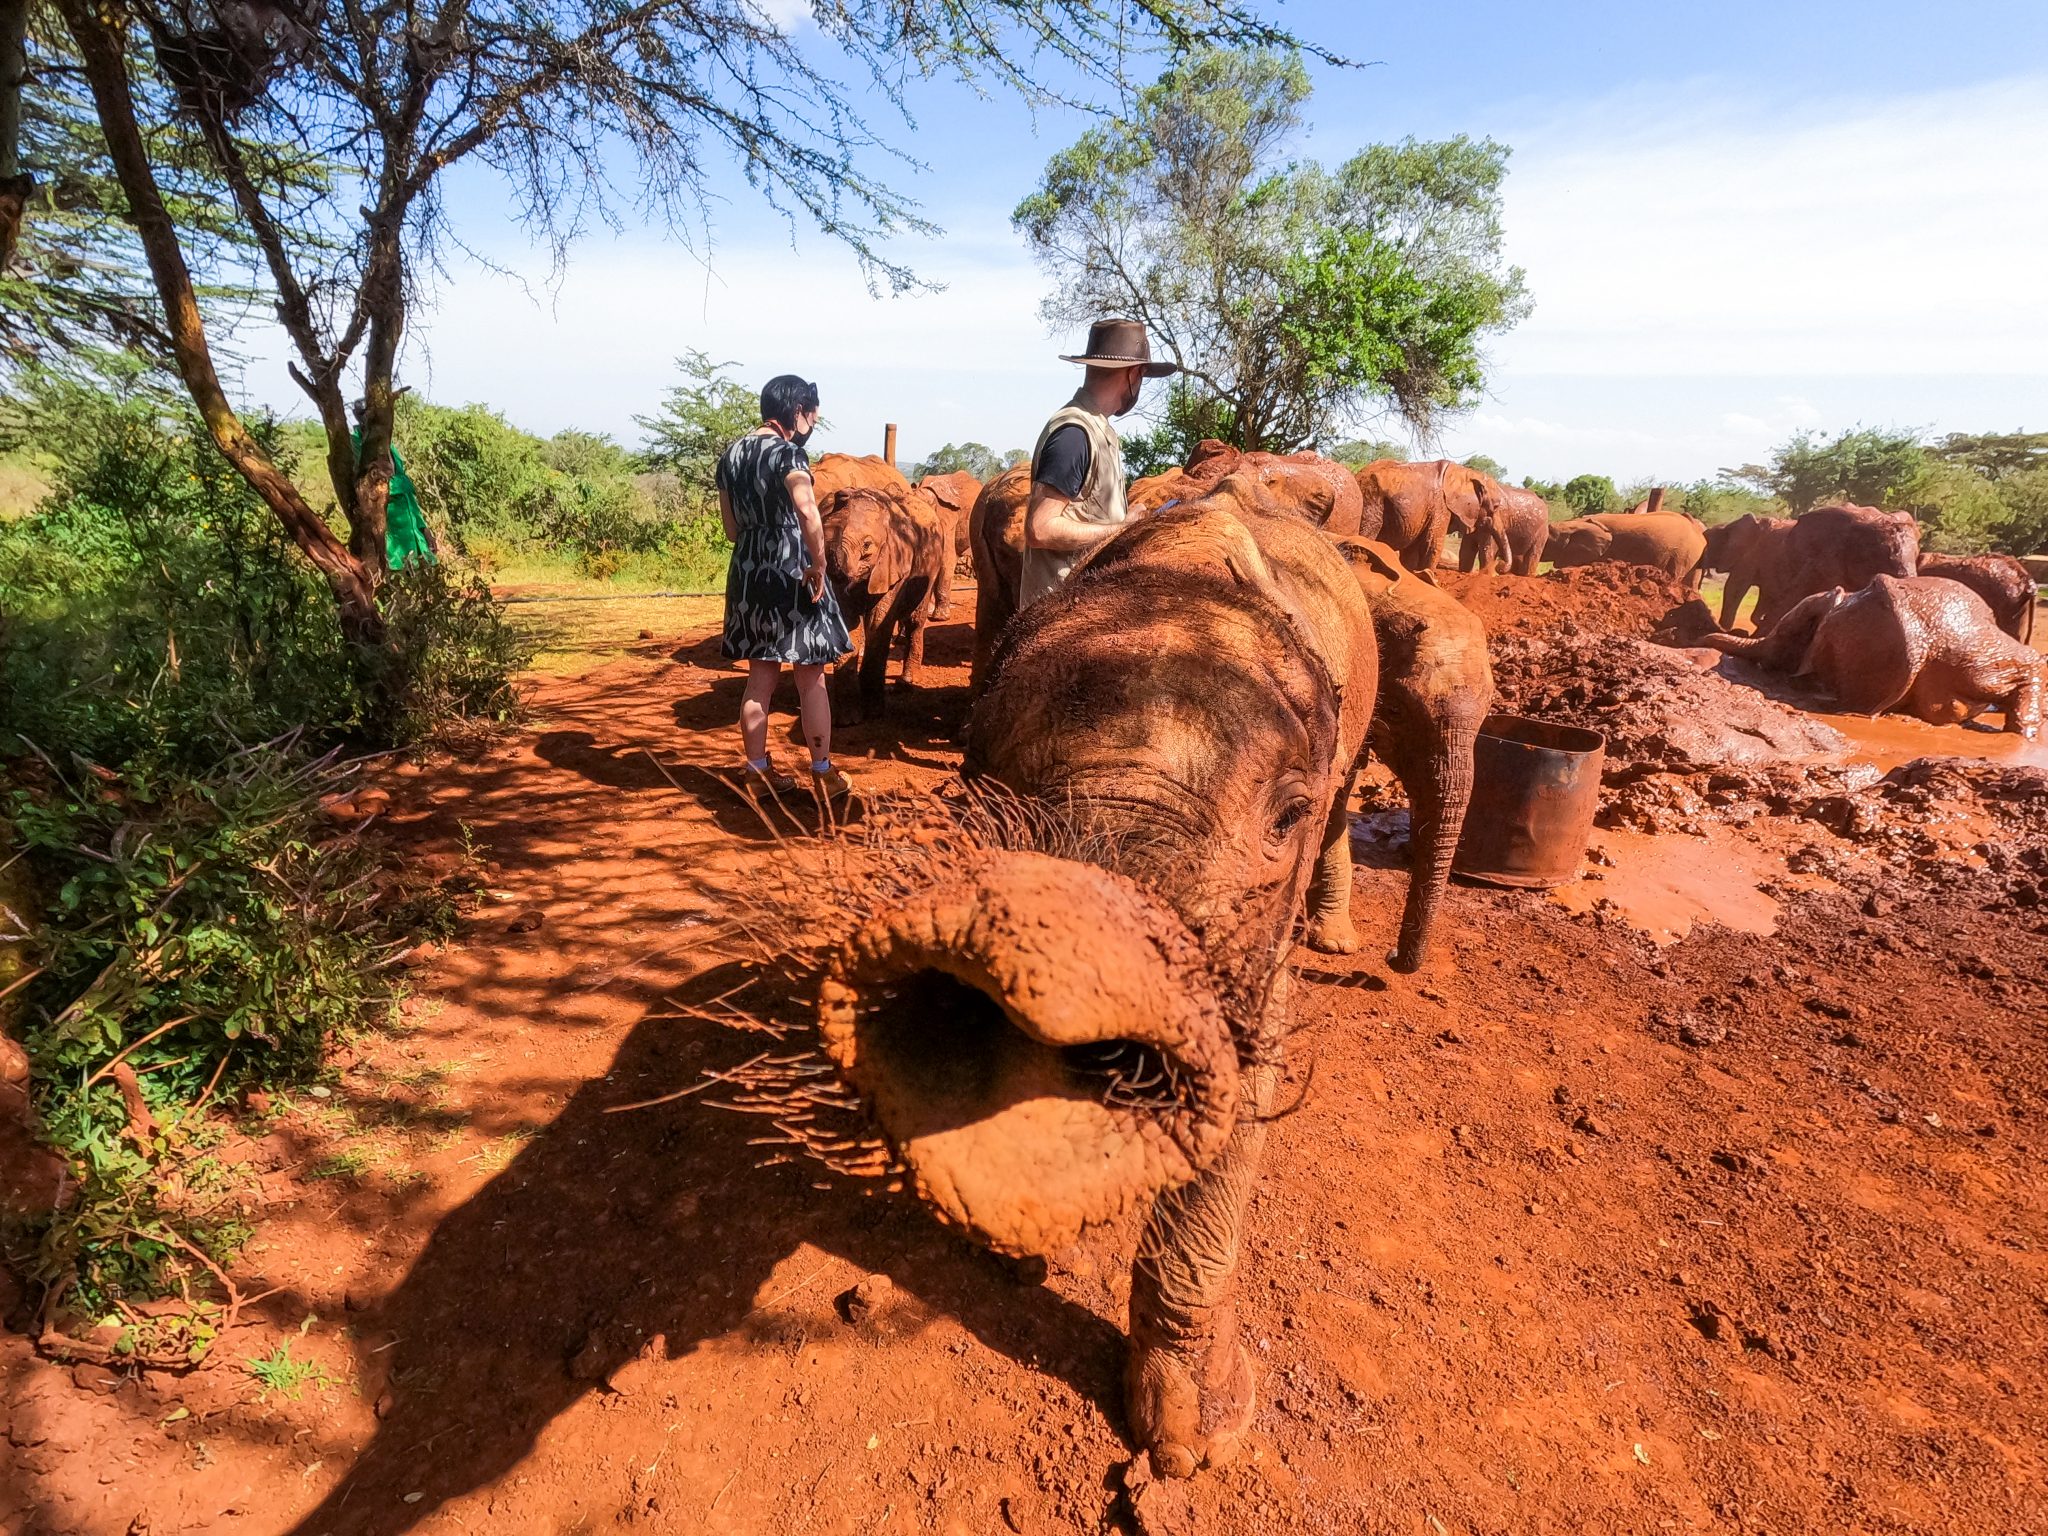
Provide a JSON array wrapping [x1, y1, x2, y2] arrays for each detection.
[[1721, 427, 1926, 514], [44, 0, 1326, 641], [1014, 48, 1528, 453]]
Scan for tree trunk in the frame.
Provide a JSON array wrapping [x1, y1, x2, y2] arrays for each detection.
[[52, 0, 385, 642], [0, 0, 29, 271]]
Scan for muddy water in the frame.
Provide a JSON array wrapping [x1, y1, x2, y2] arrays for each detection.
[[1547, 823, 1840, 945], [1810, 708, 2048, 773]]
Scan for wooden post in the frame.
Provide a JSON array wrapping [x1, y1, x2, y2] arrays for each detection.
[[1646, 486, 1665, 514], [883, 423, 897, 468]]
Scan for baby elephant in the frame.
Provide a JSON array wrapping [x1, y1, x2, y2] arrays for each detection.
[[1705, 574, 2043, 738], [821, 487, 945, 722], [1328, 538, 1496, 970]]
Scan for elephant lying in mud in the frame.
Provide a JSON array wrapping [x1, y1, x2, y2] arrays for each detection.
[[821, 486, 945, 721], [821, 474, 1378, 1477], [1332, 539, 1495, 969], [1704, 575, 2043, 738]]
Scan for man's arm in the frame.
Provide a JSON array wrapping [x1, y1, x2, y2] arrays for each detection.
[[1027, 485, 1121, 554]]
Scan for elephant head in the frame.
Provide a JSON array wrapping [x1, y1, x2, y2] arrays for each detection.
[[823, 488, 910, 601], [1544, 517, 1613, 568]]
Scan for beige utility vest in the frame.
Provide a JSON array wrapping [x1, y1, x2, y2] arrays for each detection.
[[1019, 392, 1127, 609]]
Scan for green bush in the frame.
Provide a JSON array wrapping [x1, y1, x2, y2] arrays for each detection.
[[0, 388, 361, 769]]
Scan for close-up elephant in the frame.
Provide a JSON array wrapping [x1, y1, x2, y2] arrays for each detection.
[[966, 463, 1030, 694], [1917, 550, 2037, 644], [820, 486, 945, 722], [1459, 482, 1550, 576], [1740, 503, 1921, 631], [1342, 458, 1495, 572], [1543, 509, 1708, 588], [825, 473, 1378, 1479], [1331, 538, 1496, 970], [910, 469, 981, 618], [1704, 575, 2043, 738]]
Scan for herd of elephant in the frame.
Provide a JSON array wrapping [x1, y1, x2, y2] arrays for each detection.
[[791, 441, 2044, 1483]]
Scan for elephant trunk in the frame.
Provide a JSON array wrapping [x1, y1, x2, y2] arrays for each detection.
[[1385, 703, 1483, 973], [1701, 588, 1841, 673], [818, 850, 1241, 1258]]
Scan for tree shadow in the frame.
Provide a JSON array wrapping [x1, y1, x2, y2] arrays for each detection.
[[282, 959, 1125, 1536]]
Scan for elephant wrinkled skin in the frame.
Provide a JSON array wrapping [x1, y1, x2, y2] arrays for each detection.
[[845, 475, 1379, 1478], [821, 486, 945, 721], [1704, 574, 2044, 738], [1128, 441, 1365, 533]]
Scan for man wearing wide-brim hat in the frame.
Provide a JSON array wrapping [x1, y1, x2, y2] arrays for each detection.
[[1019, 317, 1178, 610]]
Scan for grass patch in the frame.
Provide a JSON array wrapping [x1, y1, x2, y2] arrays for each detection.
[[308, 1149, 369, 1181], [245, 1337, 331, 1399]]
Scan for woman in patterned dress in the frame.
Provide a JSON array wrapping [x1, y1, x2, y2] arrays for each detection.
[[716, 374, 856, 799]]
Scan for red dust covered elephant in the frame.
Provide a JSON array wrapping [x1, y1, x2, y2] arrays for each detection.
[[1705, 575, 2043, 738], [820, 474, 1381, 1477]]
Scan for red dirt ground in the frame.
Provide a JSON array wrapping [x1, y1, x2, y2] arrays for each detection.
[[6, 576, 2047, 1536]]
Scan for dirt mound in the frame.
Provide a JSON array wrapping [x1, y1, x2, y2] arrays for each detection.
[[1491, 630, 1849, 776], [1441, 563, 1690, 639]]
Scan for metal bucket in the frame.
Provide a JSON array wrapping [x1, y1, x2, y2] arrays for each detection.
[[1453, 714, 1606, 889]]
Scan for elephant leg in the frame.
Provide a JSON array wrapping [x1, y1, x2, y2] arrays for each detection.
[[931, 530, 956, 621], [1719, 572, 1751, 630], [1459, 529, 1478, 573], [901, 599, 929, 687], [1301, 766, 1362, 954], [2000, 662, 2041, 738], [1126, 976, 1284, 1478], [858, 611, 894, 714]]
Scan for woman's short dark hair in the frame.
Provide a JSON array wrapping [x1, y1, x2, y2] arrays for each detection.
[[760, 374, 819, 429]]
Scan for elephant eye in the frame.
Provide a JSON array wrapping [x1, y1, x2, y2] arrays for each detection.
[[1270, 795, 1313, 840]]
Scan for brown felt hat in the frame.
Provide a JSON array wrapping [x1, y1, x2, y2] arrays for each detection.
[[1059, 317, 1179, 377]]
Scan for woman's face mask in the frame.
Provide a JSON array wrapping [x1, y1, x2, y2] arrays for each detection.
[[791, 407, 818, 447]]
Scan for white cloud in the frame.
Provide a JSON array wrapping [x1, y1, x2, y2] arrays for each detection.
[[1494, 75, 2048, 377]]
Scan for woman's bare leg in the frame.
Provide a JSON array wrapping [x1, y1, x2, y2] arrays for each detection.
[[741, 661, 781, 763], [793, 664, 833, 768]]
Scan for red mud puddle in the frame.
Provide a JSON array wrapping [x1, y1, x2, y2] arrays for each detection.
[[1547, 823, 1841, 945], [1808, 708, 2048, 774]]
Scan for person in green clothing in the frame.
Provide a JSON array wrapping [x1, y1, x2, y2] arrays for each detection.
[[351, 397, 437, 570]]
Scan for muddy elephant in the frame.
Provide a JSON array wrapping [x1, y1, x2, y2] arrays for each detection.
[[967, 464, 1031, 694], [824, 474, 1377, 1478], [1544, 510, 1707, 590], [811, 452, 913, 506], [1704, 575, 2043, 738], [1700, 512, 1796, 628], [1128, 443, 1364, 531], [912, 470, 981, 619], [821, 486, 945, 721], [1342, 459, 1493, 573], [1727, 504, 1920, 632], [1460, 483, 1550, 576], [1918, 551, 2036, 644], [1332, 539, 1496, 969]]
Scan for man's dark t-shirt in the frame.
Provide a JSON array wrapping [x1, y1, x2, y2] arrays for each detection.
[[1033, 424, 1091, 498]]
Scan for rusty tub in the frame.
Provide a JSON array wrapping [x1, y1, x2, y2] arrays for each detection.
[[1453, 714, 1606, 889]]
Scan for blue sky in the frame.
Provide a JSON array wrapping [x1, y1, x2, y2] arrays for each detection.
[[241, 1, 2048, 484]]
